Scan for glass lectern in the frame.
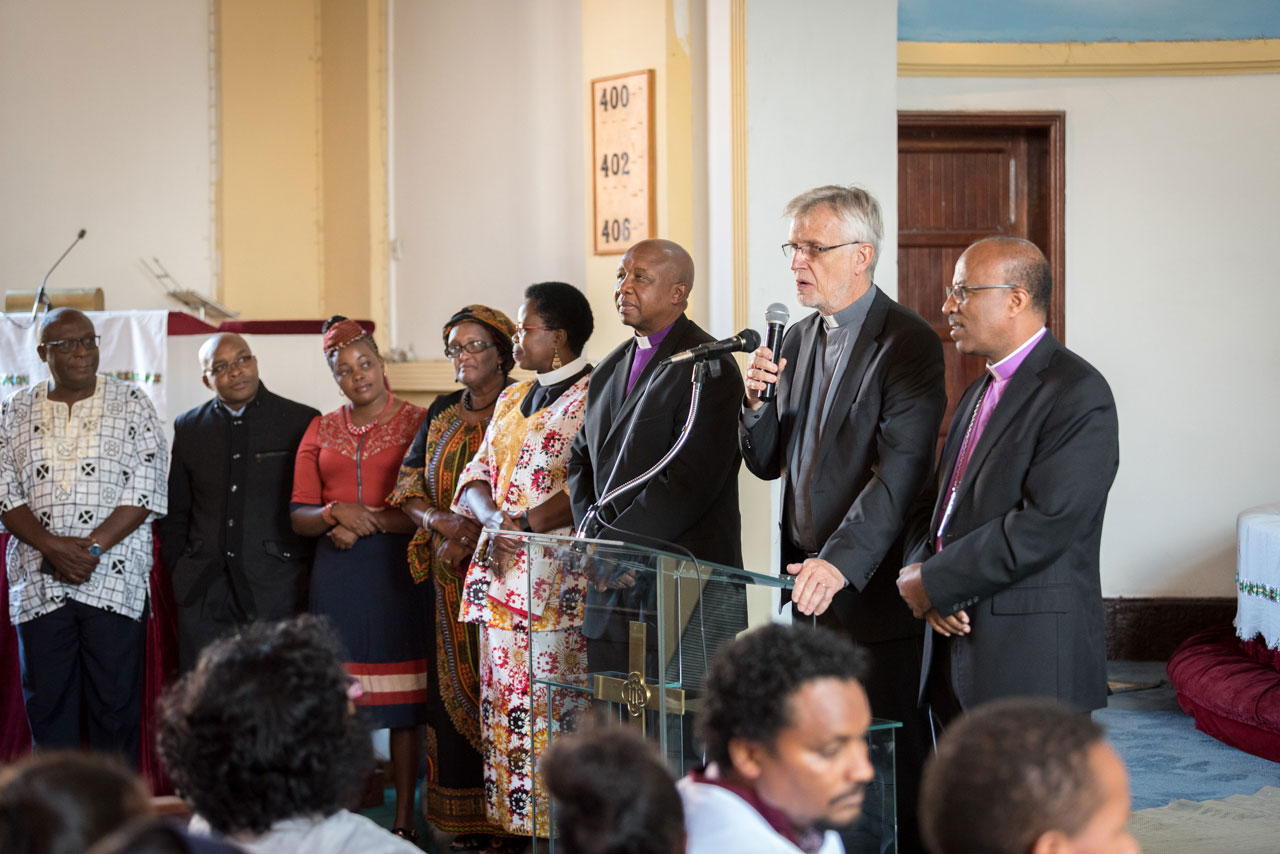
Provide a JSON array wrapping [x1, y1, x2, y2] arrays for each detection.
[[486, 530, 899, 853]]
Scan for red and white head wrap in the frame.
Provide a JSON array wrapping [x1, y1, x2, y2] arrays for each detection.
[[322, 318, 370, 358]]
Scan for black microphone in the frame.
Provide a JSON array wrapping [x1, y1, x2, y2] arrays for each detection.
[[662, 328, 762, 366], [30, 229, 87, 323], [758, 302, 789, 402]]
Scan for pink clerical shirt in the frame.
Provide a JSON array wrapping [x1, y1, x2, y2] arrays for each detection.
[[624, 318, 677, 397], [935, 326, 1047, 549]]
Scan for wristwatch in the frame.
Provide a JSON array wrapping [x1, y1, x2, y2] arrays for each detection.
[[88, 541, 103, 557]]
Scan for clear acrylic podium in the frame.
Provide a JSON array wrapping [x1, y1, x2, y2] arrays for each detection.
[[488, 530, 899, 853]]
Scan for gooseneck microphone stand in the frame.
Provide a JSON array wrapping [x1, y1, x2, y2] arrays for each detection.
[[575, 359, 720, 540]]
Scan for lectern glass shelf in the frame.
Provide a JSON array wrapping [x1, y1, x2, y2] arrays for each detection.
[[482, 530, 900, 854]]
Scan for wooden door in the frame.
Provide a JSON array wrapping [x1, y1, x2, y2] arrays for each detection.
[[897, 112, 1065, 442]]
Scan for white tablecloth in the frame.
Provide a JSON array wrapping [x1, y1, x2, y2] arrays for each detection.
[[1235, 502, 1280, 649]]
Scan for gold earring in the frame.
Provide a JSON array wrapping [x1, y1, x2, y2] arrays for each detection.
[[551, 345, 562, 371]]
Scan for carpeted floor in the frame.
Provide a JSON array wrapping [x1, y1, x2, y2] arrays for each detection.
[[1127, 786, 1280, 853], [1095, 661, 1280, 810]]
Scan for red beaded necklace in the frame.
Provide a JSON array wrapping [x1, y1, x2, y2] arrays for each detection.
[[343, 394, 394, 436]]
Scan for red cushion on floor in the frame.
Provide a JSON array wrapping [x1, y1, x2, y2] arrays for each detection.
[[1241, 634, 1280, 673], [1167, 624, 1280, 763]]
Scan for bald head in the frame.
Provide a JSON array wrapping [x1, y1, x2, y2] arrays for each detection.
[[198, 332, 249, 370], [199, 332, 260, 409], [964, 236, 1052, 318], [615, 239, 695, 336], [39, 307, 93, 342], [631, 239, 695, 291]]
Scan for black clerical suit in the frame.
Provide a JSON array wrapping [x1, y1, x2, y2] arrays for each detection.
[[569, 314, 743, 567], [568, 314, 744, 681], [908, 332, 1119, 717], [739, 286, 945, 854], [160, 385, 318, 672]]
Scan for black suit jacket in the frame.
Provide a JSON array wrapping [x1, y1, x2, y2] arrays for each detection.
[[568, 314, 743, 569], [160, 385, 318, 621], [739, 288, 946, 643], [908, 332, 1119, 711]]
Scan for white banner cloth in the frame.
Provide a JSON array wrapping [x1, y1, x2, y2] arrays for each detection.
[[1, 310, 169, 420]]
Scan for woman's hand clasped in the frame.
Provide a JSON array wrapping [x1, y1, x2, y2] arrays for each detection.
[[435, 536, 475, 570], [327, 525, 359, 550], [427, 510, 482, 549], [330, 502, 389, 537]]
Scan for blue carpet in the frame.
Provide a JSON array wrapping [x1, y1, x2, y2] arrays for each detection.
[[1094, 707, 1280, 810]]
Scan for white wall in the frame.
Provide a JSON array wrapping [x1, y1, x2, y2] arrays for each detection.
[[0, 0, 213, 312], [735, 0, 900, 613], [899, 73, 1280, 597], [389, 0, 585, 356]]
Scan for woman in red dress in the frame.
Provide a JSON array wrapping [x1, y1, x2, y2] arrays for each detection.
[[290, 316, 428, 841]]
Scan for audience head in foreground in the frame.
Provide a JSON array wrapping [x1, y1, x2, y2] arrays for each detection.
[[681, 623, 873, 854], [542, 727, 684, 854], [89, 817, 245, 854], [158, 615, 417, 853], [0, 751, 152, 854], [920, 697, 1140, 854]]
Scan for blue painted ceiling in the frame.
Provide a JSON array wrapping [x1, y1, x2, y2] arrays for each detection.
[[899, 0, 1280, 42]]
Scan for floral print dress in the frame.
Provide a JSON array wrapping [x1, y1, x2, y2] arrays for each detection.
[[452, 377, 590, 836]]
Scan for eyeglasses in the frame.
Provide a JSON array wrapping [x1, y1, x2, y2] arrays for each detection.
[[42, 335, 100, 354], [444, 340, 496, 359], [513, 324, 547, 338], [944, 284, 1019, 305], [781, 241, 866, 260], [205, 354, 256, 376]]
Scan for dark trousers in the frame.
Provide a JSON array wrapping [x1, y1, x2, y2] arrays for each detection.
[[176, 570, 245, 674], [925, 635, 965, 735], [16, 599, 147, 768]]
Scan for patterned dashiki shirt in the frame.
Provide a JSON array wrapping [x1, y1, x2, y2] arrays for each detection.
[[0, 376, 167, 624]]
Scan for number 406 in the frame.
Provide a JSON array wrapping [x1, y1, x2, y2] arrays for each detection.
[[600, 218, 631, 244]]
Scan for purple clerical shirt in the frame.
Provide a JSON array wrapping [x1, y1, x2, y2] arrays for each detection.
[[624, 318, 678, 397], [935, 326, 1048, 549]]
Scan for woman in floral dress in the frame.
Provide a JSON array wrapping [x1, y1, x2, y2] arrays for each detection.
[[452, 282, 594, 842]]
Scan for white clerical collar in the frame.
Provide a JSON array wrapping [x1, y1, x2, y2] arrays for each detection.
[[986, 326, 1048, 377], [635, 333, 655, 349], [536, 354, 589, 385], [821, 283, 876, 329]]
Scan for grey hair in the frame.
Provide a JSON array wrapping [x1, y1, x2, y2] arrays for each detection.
[[783, 185, 884, 277]]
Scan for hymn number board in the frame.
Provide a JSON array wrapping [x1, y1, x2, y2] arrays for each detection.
[[592, 70, 655, 255]]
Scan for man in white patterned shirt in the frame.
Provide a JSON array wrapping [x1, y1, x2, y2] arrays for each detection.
[[0, 309, 167, 766]]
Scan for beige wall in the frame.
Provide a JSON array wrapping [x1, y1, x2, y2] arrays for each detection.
[[388, 0, 584, 362], [219, 0, 387, 334], [0, 0, 211, 311], [218, 0, 323, 318]]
